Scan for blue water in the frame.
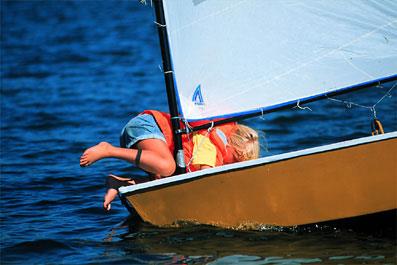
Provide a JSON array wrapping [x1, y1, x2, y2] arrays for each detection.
[[1, 1, 396, 264]]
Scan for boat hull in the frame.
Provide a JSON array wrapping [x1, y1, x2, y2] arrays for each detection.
[[120, 133, 397, 228]]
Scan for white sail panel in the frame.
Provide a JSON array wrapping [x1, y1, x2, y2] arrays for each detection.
[[162, 0, 397, 121]]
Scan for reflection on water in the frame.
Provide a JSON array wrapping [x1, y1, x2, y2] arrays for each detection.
[[108, 212, 396, 264]]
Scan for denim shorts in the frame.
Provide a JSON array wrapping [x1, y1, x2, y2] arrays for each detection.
[[120, 114, 166, 148]]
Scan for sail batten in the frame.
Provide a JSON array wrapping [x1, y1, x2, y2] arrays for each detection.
[[162, 0, 397, 121]]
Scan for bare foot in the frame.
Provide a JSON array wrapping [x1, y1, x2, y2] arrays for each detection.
[[80, 142, 112, 167]]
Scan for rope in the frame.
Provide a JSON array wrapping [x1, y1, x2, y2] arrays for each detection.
[[183, 118, 193, 141], [293, 100, 312, 111], [327, 82, 395, 119], [154, 21, 166, 28], [260, 108, 266, 120], [158, 65, 173, 74], [140, 0, 153, 6]]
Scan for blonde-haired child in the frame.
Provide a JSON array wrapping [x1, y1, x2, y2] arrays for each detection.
[[80, 110, 259, 210], [228, 124, 260, 162]]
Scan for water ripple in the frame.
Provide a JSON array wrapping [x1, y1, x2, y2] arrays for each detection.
[[2, 1, 396, 264], [5, 239, 73, 254]]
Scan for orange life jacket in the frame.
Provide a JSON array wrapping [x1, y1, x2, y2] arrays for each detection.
[[141, 110, 236, 172]]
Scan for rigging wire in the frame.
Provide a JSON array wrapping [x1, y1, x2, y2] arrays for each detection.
[[154, 21, 166, 28], [326, 82, 396, 119], [293, 100, 313, 112], [139, 0, 153, 6]]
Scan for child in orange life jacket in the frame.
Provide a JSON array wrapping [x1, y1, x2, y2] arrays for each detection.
[[79, 110, 259, 211]]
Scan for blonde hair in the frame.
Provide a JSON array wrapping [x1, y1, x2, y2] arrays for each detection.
[[228, 124, 259, 162]]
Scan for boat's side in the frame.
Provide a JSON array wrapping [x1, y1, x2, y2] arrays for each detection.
[[120, 133, 397, 227]]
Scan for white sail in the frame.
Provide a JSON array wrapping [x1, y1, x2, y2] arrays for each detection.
[[162, 0, 397, 121]]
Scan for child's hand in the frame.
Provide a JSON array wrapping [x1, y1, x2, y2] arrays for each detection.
[[103, 188, 118, 211], [103, 201, 112, 211]]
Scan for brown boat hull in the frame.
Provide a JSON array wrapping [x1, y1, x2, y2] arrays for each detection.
[[120, 133, 397, 228]]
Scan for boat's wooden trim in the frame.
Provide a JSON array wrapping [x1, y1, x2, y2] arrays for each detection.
[[120, 131, 397, 196]]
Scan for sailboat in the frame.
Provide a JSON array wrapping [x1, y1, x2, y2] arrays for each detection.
[[119, 0, 397, 228]]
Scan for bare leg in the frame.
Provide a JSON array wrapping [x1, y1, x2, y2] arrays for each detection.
[[134, 138, 176, 177], [81, 139, 175, 210], [80, 139, 176, 176]]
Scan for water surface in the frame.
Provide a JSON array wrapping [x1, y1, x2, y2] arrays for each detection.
[[1, 1, 396, 264]]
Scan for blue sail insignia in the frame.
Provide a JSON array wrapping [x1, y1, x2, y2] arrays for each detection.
[[192, 84, 205, 105]]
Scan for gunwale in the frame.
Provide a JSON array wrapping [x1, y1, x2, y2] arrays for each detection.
[[119, 131, 396, 227], [120, 131, 397, 196]]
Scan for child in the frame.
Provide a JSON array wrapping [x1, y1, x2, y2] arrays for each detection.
[[80, 110, 259, 210]]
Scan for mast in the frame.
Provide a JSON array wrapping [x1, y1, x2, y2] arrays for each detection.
[[151, 0, 396, 140], [153, 0, 186, 174]]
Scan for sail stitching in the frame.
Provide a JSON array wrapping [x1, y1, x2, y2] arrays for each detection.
[[167, 0, 247, 34], [341, 50, 374, 80], [203, 18, 397, 116]]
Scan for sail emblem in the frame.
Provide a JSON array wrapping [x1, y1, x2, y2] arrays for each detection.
[[192, 84, 205, 105]]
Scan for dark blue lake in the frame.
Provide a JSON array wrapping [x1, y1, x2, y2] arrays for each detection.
[[1, 1, 396, 264]]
